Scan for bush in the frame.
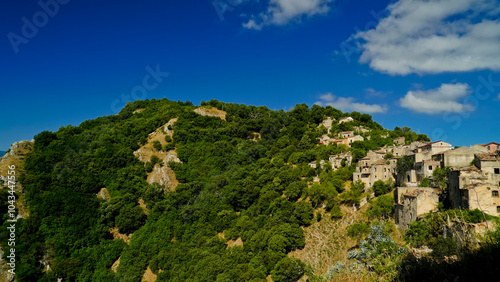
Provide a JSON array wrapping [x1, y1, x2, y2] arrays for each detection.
[[145, 161, 154, 173], [150, 155, 161, 165], [163, 142, 175, 151], [431, 237, 458, 259], [405, 220, 431, 247], [271, 257, 305, 282], [316, 212, 322, 222], [331, 205, 343, 219], [347, 222, 370, 239], [373, 180, 389, 196], [164, 135, 172, 143], [293, 201, 314, 226], [152, 140, 162, 151], [367, 195, 394, 219]]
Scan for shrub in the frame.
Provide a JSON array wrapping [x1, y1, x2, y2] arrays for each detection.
[[405, 220, 431, 247], [145, 162, 154, 173], [316, 212, 322, 222], [271, 257, 305, 282], [430, 237, 458, 259], [331, 205, 343, 219], [163, 142, 175, 152], [150, 155, 161, 165], [347, 222, 370, 239], [152, 140, 162, 151], [293, 201, 314, 226], [164, 135, 172, 143], [367, 195, 394, 219], [373, 180, 389, 196]]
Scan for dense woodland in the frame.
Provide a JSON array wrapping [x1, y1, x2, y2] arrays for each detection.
[[1, 99, 499, 281]]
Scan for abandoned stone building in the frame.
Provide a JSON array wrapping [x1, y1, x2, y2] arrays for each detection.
[[413, 141, 453, 163], [347, 135, 364, 146], [432, 145, 487, 168], [353, 157, 396, 188], [329, 153, 352, 170], [448, 153, 500, 216], [415, 159, 440, 182], [393, 136, 405, 145], [340, 131, 354, 138], [394, 187, 440, 231]]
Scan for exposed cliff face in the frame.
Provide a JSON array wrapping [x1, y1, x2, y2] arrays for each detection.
[[194, 106, 227, 120], [0, 140, 33, 282], [133, 118, 181, 191]]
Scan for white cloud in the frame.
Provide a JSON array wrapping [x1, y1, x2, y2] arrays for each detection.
[[400, 83, 475, 114], [243, 0, 332, 30], [316, 93, 388, 114], [351, 0, 500, 75]]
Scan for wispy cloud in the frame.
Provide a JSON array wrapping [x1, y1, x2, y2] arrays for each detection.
[[350, 0, 500, 75], [364, 88, 389, 98], [316, 93, 388, 114], [400, 83, 475, 114], [243, 0, 332, 30]]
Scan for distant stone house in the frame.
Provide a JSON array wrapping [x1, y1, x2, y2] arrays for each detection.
[[481, 142, 500, 154], [415, 159, 440, 182], [353, 158, 396, 188], [448, 153, 500, 216], [318, 135, 332, 145], [340, 131, 355, 138], [329, 153, 352, 170], [414, 141, 453, 162], [347, 135, 364, 146], [393, 137, 405, 145], [394, 187, 440, 231], [332, 139, 348, 147], [338, 117, 354, 124], [370, 159, 396, 183], [354, 157, 372, 188], [432, 145, 487, 168]]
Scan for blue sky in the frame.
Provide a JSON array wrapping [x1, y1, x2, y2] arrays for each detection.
[[1, 0, 499, 150]]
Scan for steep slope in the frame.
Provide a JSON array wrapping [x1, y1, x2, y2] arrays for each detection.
[[10, 99, 430, 281]]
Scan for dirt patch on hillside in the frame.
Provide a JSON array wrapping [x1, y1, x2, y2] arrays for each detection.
[[134, 118, 181, 191], [97, 188, 111, 202], [110, 227, 132, 245], [141, 266, 157, 282], [226, 237, 243, 248], [133, 108, 145, 114], [194, 106, 227, 120], [138, 198, 149, 215], [111, 257, 120, 273]]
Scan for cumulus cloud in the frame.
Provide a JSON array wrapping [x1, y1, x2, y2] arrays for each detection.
[[351, 0, 500, 75], [316, 93, 388, 114], [243, 0, 332, 30], [400, 83, 475, 114]]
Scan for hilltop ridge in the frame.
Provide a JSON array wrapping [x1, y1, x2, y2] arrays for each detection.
[[1, 98, 498, 282]]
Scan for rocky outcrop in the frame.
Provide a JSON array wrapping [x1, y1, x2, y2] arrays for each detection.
[[194, 106, 226, 120]]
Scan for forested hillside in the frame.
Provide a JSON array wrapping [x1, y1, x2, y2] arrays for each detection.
[[2, 99, 428, 281]]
